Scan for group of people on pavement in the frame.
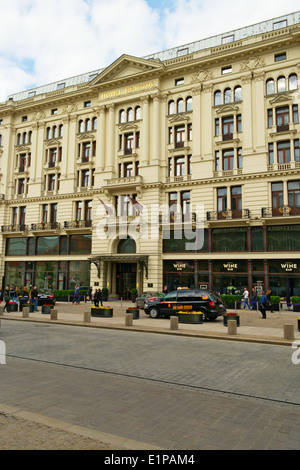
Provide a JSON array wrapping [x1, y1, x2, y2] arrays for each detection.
[[72, 286, 104, 306], [242, 287, 273, 318], [0, 284, 39, 312]]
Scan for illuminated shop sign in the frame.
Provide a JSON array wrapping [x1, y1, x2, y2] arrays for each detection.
[[223, 263, 238, 271], [281, 263, 298, 272]]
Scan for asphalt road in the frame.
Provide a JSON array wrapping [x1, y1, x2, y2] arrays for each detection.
[[0, 320, 300, 450]]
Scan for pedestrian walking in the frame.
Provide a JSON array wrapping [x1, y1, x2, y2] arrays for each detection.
[[266, 289, 273, 313], [259, 291, 267, 318], [22, 286, 30, 303], [242, 287, 250, 310], [85, 287, 92, 303], [31, 285, 39, 311], [98, 289, 103, 306], [72, 285, 80, 304], [3, 286, 10, 312], [10, 284, 16, 302], [251, 287, 258, 310]]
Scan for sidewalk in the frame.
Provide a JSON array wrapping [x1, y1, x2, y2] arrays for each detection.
[[1, 300, 300, 345]]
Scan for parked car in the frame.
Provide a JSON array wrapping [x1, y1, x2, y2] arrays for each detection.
[[144, 289, 226, 321], [135, 292, 163, 309], [37, 289, 56, 306]]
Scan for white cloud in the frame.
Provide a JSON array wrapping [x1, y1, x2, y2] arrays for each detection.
[[0, 0, 299, 102]]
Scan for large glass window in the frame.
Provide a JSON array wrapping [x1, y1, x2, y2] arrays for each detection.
[[35, 261, 57, 290], [69, 235, 92, 254], [163, 229, 208, 253], [6, 238, 27, 256], [267, 225, 300, 251], [37, 236, 59, 255], [212, 227, 247, 252], [68, 261, 90, 290]]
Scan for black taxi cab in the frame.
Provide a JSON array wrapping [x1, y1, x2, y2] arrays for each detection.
[[144, 288, 226, 321]]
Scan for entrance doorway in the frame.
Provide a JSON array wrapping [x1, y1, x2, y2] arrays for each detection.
[[116, 263, 137, 299]]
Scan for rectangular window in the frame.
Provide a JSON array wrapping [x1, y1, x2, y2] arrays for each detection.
[[276, 107, 289, 132], [42, 204, 48, 223], [50, 203, 57, 224], [268, 143, 274, 165], [274, 52, 286, 62], [273, 20, 287, 30], [222, 116, 234, 140], [272, 182, 283, 216], [294, 139, 300, 162], [215, 151, 220, 171], [168, 158, 172, 177], [237, 148, 243, 169], [222, 66, 232, 74], [175, 125, 185, 148], [288, 181, 300, 213], [169, 192, 178, 218], [215, 118, 219, 136], [48, 174, 55, 191], [267, 109, 273, 128], [222, 149, 234, 170], [292, 105, 299, 124], [175, 156, 185, 176], [231, 186, 242, 218], [175, 78, 184, 85], [81, 170, 89, 187], [217, 188, 227, 217], [76, 201, 82, 220], [237, 114, 242, 133], [277, 141, 290, 164]]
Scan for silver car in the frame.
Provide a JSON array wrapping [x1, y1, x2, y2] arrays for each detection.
[[135, 292, 163, 309]]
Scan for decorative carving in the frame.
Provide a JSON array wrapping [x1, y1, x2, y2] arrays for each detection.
[[240, 57, 265, 71], [192, 69, 214, 84]]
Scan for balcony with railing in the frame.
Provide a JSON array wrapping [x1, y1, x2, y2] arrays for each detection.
[[207, 209, 251, 221], [64, 220, 92, 230], [105, 175, 143, 189], [31, 222, 61, 231], [1, 224, 28, 233], [159, 212, 197, 224], [262, 206, 300, 218]]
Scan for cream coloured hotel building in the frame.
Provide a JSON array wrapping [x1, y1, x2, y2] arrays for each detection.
[[0, 12, 300, 299]]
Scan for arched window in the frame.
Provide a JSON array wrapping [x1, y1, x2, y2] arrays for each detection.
[[168, 100, 175, 115], [234, 86, 242, 102], [28, 131, 32, 143], [135, 106, 141, 120], [119, 110, 125, 123], [53, 126, 57, 138], [117, 236, 136, 254], [186, 96, 193, 111], [78, 120, 84, 133], [46, 128, 51, 140], [289, 74, 298, 90], [277, 76, 286, 93], [59, 125, 63, 137], [127, 108, 133, 122], [85, 119, 91, 132], [22, 132, 27, 144], [0, 134, 2, 146], [224, 88, 232, 104], [214, 90, 222, 106], [266, 79, 275, 95], [177, 98, 184, 113], [17, 133, 21, 145]]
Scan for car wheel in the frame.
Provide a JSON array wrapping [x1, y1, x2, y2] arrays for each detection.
[[149, 307, 159, 319]]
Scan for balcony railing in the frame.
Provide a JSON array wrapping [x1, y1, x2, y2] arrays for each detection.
[[262, 206, 300, 217], [1, 224, 28, 233], [207, 209, 251, 221], [222, 133, 233, 141], [31, 222, 61, 231], [276, 124, 289, 133], [64, 220, 92, 229]]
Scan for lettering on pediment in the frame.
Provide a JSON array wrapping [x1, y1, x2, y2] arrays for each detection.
[[240, 56, 265, 71], [168, 113, 191, 124]]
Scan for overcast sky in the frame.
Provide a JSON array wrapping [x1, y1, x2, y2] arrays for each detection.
[[0, 0, 299, 102]]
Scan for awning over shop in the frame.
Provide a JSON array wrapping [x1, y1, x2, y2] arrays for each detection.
[[89, 254, 149, 279]]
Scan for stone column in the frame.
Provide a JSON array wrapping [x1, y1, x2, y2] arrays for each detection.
[[151, 94, 161, 162], [106, 104, 115, 171], [141, 96, 150, 164]]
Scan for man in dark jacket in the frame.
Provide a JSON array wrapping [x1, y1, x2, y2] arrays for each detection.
[[259, 291, 267, 319], [31, 286, 39, 311]]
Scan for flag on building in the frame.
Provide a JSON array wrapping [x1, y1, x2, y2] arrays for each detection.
[[128, 195, 143, 214], [98, 198, 114, 216]]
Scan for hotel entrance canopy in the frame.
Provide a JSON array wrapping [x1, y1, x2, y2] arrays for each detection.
[[89, 254, 149, 279]]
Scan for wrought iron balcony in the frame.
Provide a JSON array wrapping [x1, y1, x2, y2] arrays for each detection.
[[64, 220, 92, 229], [276, 124, 289, 133], [207, 209, 251, 221], [262, 206, 300, 218], [1, 224, 28, 233], [31, 222, 61, 231]]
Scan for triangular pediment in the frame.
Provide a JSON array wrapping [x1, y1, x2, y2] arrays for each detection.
[[269, 93, 293, 104], [90, 54, 163, 86], [168, 113, 191, 123]]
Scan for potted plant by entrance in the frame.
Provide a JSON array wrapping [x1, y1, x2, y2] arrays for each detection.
[[42, 304, 53, 314], [177, 311, 203, 324], [126, 307, 139, 319], [130, 288, 138, 303], [270, 295, 280, 312], [91, 306, 113, 317], [7, 301, 18, 312], [223, 312, 240, 327], [291, 297, 300, 312]]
